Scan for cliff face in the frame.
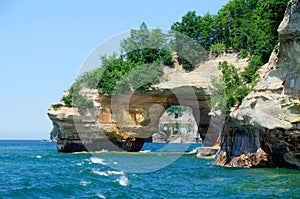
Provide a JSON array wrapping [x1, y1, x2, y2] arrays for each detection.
[[48, 87, 210, 152], [215, 0, 300, 168], [48, 54, 247, 152]]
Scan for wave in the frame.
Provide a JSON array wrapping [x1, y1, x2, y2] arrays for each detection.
[[96, 193, 106, 198], [115, 175, 129, 186], [80, 181, 91, 186], [139, 150, 151, 153], [92, 169, 110, 176], [90, 157, 108, 165], [92, 169, 124, 177]]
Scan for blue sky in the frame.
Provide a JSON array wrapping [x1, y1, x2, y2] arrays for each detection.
[[0, 0, 229, 139]]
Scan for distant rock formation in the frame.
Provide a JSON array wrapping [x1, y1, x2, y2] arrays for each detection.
[[215, 0, 300, 168]]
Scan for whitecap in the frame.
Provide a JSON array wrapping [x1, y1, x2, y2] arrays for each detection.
[[188, 149, 198, 154], [90, 157, 107, 165], [97, 193, 106, 198], [80, 180, 91, 186], [139, 150, 151, 153], [92, 169, 109, 176], [93, 150, 108, 153], [116, 175, 129, 186], [76, 162, 83, 166], [92, 169, 124, 177], [36, 155, 42, 159], [107, 171, 124, 175]]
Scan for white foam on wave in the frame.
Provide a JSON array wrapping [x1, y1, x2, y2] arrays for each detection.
[[107, 171, 124, 175], [80, 180, 91, 186], [93, 150, 108, 153], [92, 169, 109, 176], [116, 175, 129, 186], [188, 149, 197, 154], [96, 193, 106, 198], [36, 155, 42, 159], [139, 150, 151, 153], [90, 157, 108, 165], [92, 169, 124, 177]]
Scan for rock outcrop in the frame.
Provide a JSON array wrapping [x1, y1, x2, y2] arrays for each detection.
[[215, 0, 300, 168], [48, 54, 248, 152]]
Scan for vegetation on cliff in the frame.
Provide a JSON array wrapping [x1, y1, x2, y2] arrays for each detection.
[[61, 0, 289, 114], [61, 23, 172, 111], [171, 0, 288, 111]]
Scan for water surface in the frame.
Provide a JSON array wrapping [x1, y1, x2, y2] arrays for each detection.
[[0, 140, 299, 198]]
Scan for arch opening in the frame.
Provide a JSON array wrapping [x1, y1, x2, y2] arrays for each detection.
[[152, 105, 201, 144]]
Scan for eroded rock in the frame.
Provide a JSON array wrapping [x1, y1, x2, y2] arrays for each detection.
[[215, 0, 300, 168]]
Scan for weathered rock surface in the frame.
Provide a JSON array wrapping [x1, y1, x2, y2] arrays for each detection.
[[196, 147, 219, 158], [215, 0, 300, 168], [48, 54, 247, 152]]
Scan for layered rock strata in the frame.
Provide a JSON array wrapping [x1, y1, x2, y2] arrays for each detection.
[[215, 0, 300, 168], [48, 54, 247, 152]]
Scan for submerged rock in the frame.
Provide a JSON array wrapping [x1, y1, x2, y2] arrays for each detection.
[[215, 0, 300, 168]]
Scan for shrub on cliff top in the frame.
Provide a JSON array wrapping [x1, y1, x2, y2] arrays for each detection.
[[210, 61, 251, 112]]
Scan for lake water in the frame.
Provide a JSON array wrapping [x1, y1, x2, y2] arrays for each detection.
[[0, 140, 299, 198]]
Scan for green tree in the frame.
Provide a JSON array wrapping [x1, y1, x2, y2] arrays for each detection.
[[166, 106, 192, 119], [210, 61, 251, 112]]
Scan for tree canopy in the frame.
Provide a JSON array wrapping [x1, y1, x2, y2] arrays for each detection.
[[61, 0, 289, 114], [171, 0, 288, 70]]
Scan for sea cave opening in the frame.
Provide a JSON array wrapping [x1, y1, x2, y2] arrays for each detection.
[[141, 105, 203, 152]]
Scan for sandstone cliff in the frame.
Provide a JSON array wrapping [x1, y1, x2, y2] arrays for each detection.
[[48, 54, 248, 152], [215, 0, 300, 168]]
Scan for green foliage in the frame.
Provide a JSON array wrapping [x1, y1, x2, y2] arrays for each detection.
[[172, 0, 288, 80], [172, 0, 288, 111], [77, 68, 104, 89], [96, 23, 174, 95], [51, 103, 63, 110], [62, 87, 73, 106], [180, 58, 195, 72], [61, 84, 94, 113], [64, 23, 170, 100], [170, 11, 209, 71], [123, 48, 173, 66], [62, 0, 289, 114], [208, 76, 226, 111], [97, 56, 135, 95], [166, 106, 192, 119], [121, 23, 169, 52], [210, 61, 251, 112], [169, 31, 206, 71], [73, 94, 94, 113], [240, 49, 248, 59], [171, 11, 202, 42], [210, 43, 226, 56], [113, 62, 164, 94], [241, 55, 262, 84]]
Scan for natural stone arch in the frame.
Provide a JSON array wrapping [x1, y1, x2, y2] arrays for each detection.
[[103, 86, 214, 151], [48, 85, 221, 152]]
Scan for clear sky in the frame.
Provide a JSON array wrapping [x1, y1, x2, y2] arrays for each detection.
[[0, 0, 229, 139]]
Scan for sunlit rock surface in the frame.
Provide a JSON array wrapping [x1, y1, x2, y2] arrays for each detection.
[[48, 54, 248, 152], [215, 0, 300, 168]]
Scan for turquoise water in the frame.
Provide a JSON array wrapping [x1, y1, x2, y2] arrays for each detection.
[[141, 142, 203, 152], [0, 140, 299, 198]]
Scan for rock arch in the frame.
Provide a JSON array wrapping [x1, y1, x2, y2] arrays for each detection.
[[48, 86, 219, 152]]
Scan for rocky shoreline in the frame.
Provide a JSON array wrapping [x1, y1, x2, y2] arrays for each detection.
[[48, 0, 300, 169], [215, 0, 300, 168]]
